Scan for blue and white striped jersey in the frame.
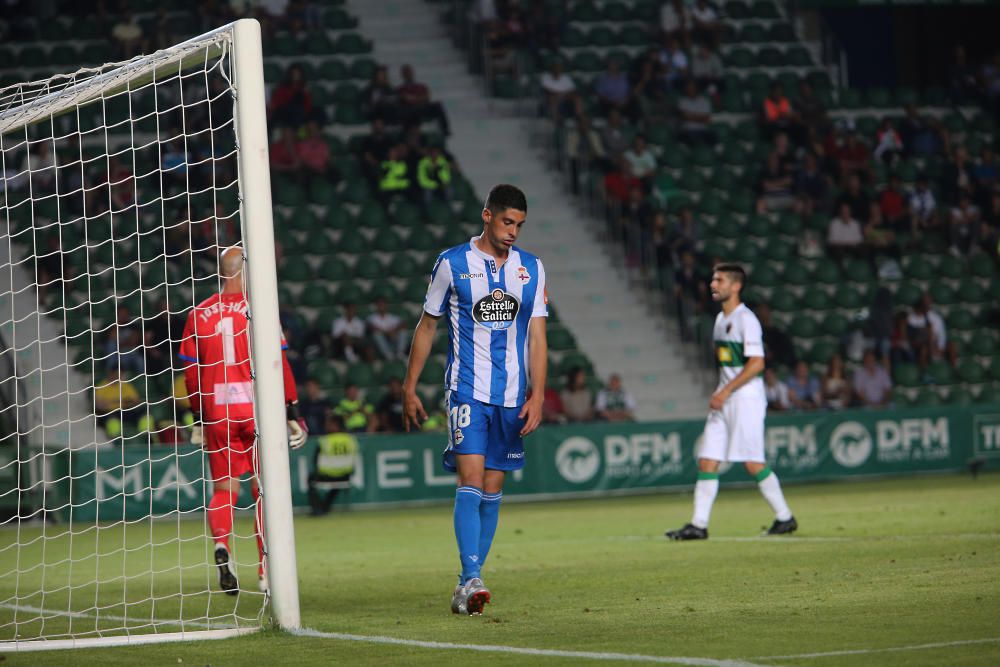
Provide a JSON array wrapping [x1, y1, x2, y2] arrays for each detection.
[[423, 237, 547, 408]]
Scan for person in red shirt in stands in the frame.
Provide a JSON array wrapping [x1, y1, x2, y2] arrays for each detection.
[[268, 64, 325, 132], [761, 83, 803, 143], [178, 246, 307, 595]]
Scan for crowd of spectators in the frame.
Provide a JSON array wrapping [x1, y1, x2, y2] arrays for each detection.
[[542, 369, 637, 424]]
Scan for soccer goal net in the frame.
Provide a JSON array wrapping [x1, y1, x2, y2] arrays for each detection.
[[0, 19, 299, 650]]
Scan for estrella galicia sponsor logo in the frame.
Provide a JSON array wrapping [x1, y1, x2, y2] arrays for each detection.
[[828, 421, 872, 468], [473, 289, 519, 330], [555, 437, 600, 484]]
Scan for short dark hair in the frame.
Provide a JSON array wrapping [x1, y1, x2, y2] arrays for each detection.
[[713, 263, 747, 288], [485, 184, 527, 216]]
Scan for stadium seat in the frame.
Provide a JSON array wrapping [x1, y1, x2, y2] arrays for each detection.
[[354, 253, 386, 280], [782, 262, 811, 286], [280, 261, 312, 284], [345, 362, 377, 388], [806, 340, 836, 365], [926, 359, 956, 385], [957, 360, 986, 384], [316, 257, 351, 282], [928, 282, 957, 306], [821, 313, 850, 338], [300, 284, 332, 308], [372, 229, 404, 253], [789, 315, 820, 339], [769, 290, 799, 312], [334, 33, 372, 54], [949, 308, 978, 332], [813, 259, 841, 284], [893, 363, 920, 388], [969, 254, 997, 279]]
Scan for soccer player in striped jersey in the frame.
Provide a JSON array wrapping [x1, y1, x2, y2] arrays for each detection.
[[178, 247, 308, 594], [666, 263, 797, 540], [403, 184, 548, 615]]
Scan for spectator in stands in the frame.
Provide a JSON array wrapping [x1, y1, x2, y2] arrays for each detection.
[[833, 128, 872, 185], [973, 145, 999, 195], [980, 189, 1000, 256], [761, 83, 801, 143], [94, 366, 142, 434], [542, 384, 567, 424], [619, 185, 655, 246], [161, 137, 189, 192], [595, 374, 637, 422], [910, 292, 957, 370], [561, 367, 594, 422], [632, 51, 676, 122], [821, 354, 851, 410], [299, 378, 331, 436], [269, 127, 302, 175], [377, 143, 413, 205], [981, 53, 1000, 118], [673, 250, 705, 341], [899, 104, 942, 157], [786, 361, 821, 410], [331, 302, 371, 363], [603, 157, 643, 206], [941, 146, 974, 205], [296, 124, 332, 178], [623, 135, 657, 185], [397, 64, 451, 136], [659, 0, 690, 42], [757, 302, 796, 370], [334, 384, 377, 433], [863, 201, 897, 257], [835, 173, 871, 221], [949, 192, 982, 255], [665, 206, 701, 261], [565, 115, 606, 195], [873, 118, 904, 165], [756, 152, 795, 213], [600, 109, 631, 161], [690, 44, 723, 97], [269, 64, 325, 132], [417, 144, 453, 203], [308, 414, 355, 516], [20, 140, 57, 192], [658, 36, 690, 88], [879, 173, 909, 232], [105, 305, 144, 377], [594, 58, 635, 119], [361, 117, 393, 185], [540, 61, 581, 121], [852, 349, 893, 408], [376, 377, 405, 433], [111, 13, 144, 60], [677, 79, 715, 145], [793, 152, 829, 214], [795, 81, 829, 135], [763, 368, 791, 412], [908, 173, 940, 232], [363, 65, 398, 123], [691, 0, 722, 49], [827, 202, 866, 260], [367, 298, 407, 361]]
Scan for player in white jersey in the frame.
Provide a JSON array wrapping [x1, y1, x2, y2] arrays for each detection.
[[403, 184, 548, 614], [666, 264, 797, 540]]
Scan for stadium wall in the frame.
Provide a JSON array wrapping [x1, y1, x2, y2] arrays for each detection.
[[37, 404, 1000, 520]]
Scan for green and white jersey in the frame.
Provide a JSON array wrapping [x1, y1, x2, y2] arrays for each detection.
[[713, 303, 765, 399]]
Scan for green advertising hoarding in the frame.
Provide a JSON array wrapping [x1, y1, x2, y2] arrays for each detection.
[[65, 404, 995, 521]]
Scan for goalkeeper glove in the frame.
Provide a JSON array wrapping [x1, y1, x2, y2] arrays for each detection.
[[287, 402, 308, 450]]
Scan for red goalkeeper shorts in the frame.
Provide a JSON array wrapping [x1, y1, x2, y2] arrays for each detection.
[[204, 418, 257, 481]]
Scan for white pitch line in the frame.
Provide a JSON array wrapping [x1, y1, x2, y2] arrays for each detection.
[[292, 627, 766, 667], [759, 636, 1000, 660], [0, 602, 241, 631]]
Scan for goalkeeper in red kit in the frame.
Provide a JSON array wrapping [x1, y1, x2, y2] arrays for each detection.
[[177, 246, 307, 595]]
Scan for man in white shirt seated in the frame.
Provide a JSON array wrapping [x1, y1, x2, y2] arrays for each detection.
[[367, 297, 408, 361], [540, 61, 581, 121], [827, 202, 867, 260], [595, 374, 637, 422]]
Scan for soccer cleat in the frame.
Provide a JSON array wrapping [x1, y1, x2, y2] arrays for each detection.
[[766, 516, 798, 535], [665, 523, 709, 541], [463, 578, 491, 615], [215, 546, 238, 595], [450, 583, 467, 615]]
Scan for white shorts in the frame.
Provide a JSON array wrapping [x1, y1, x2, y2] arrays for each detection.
[[698, 393, 766, 463]]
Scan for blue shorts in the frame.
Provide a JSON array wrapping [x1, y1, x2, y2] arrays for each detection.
[[442, 391, 526, 473]]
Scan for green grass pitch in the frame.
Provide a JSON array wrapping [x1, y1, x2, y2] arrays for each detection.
[[2, 473, 998, 666]]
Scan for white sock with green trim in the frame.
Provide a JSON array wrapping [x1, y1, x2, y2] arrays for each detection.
[[691, 472, 719, 529], [756, 467, 792, 521]]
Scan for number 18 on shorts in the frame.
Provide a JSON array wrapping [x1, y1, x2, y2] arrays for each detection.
[[442, 390, 526, 473]]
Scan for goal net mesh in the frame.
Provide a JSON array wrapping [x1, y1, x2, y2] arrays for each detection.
[[0, 26, 268, 646]]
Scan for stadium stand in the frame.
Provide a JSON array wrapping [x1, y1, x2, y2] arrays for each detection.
[[0, 0, 600, 439], [436, 0, 1000, 408]]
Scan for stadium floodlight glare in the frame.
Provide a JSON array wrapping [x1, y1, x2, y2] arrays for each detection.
[[0, 19, 299, 650]]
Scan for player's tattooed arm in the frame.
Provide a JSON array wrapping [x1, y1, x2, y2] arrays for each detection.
[[403, 312, 440, 431]]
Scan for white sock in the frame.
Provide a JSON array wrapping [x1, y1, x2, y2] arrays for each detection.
[[691, 476, 719, 529], [758, 471, 792, 521]]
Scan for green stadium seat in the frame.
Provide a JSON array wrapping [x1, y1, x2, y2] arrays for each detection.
[[316, 257, 351, 282], [345, 362, 376, 388], [903, 256, 935, 280], [320, 59, 350, 81], [949, 308, 978, 332], [619, 25, 649, 46], [893, 363, 920, 388], [372, 229, 404, 253], [354, 253, 385, 280], [893, 283, 923, 309], [733, 242, 759, 264], [821, 313, 850, 338], [789, 315, 820, 339], [325, 7, 358, 29], [349, 58, 377, 80], [419, 358, 446, 386], [738, 23, 767, 43], [334, 33, 372, 54], [957, 359, 986, 384], [770, 290, 799, 312], [787, 46, 812, 67], [335, 282, 366, 305], [834, 285, 863, 309], [926, 359, 956, 385], [813, 259, 841, 284], [928, 282, 957, 306], [969, 254, 997, 279], [768, 23, 796, 42], [913, 387, 942, 406], [726, 47, 755, 69], [725, 1, 752, 19], [806, 340, 837, 365], [752, 1, 781, 19], [782, 262, 811, 286], [300, 283, 332, 308], [570, 50, 604, 73], [337, 230, 368, 255], [978, 385, 1000, 404]]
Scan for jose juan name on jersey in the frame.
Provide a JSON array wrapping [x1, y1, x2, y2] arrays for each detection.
[[424, 238, 547, 407]]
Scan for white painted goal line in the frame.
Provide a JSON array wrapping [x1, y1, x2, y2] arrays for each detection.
[[3, 603, 998, 664]]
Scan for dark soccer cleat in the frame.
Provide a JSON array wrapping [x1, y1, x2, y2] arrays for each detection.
[[766, 516, 798, 536], [665, 523, 708, 541], [463, 578, 491, 615], [215, 546, 239, 595]]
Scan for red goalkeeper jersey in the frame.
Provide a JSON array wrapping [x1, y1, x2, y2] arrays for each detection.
[[178, 293, 297, 422]]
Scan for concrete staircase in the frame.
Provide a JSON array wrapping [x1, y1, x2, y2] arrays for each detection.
[[346, 0, 712, 419]]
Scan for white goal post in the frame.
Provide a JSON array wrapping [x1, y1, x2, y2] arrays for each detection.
[[0, 18, 299, 650]]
